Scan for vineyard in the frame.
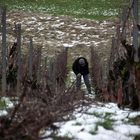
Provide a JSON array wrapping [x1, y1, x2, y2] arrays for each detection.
[[0, 0, 140, 139]]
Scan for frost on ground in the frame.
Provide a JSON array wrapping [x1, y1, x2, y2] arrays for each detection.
[[44, 102, 140, 140]]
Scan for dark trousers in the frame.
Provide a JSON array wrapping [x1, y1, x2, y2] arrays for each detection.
[[76, 74, 91, 94]]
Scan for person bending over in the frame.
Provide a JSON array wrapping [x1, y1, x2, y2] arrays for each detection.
[[72, 57, 91, 94]]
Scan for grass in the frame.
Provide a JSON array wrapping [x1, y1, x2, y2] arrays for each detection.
[[87, 111, 114, 133], [95, 118, 114, 130], [89, 128, 97, 135], [73, 122, 82, 126], [89, 117, 114, 135], [87, 111, 114, 119], [0, 98, 7, 110], [87, 111, 103, 118], [104, 112, 113, 119], [126, 115, 140, 125], [0, 0, 129, 20]]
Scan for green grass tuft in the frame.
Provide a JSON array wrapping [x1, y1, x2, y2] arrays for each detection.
[[0, 99, 7, 110], [0, 0, 130, 20], [73, 122, 82, 126], [95, 118, 114, 130]]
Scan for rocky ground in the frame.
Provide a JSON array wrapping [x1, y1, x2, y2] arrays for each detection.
[[5, 11, 117, 69]]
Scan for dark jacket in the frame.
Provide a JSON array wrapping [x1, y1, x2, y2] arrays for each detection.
[[72, 57, 89, 76]]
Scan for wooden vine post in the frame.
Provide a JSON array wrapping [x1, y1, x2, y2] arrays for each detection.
[[133, 0, 140, 107], [29, 37, 33, 80], [16, 24, 21, 94], [1, 7, 7, 95], [133, 0, 139, 62]]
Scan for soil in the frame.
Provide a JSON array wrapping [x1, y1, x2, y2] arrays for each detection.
[[5, 11, 118, 69]]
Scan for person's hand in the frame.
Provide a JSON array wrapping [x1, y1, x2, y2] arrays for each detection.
[[77, 73, 81, 78]]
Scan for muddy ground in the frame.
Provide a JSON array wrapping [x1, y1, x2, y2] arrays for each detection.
[[3, 11, 118, 71]]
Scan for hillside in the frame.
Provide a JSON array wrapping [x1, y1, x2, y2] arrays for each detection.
[[0, 8, 140, 140], [6, 11, 116, 69]]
